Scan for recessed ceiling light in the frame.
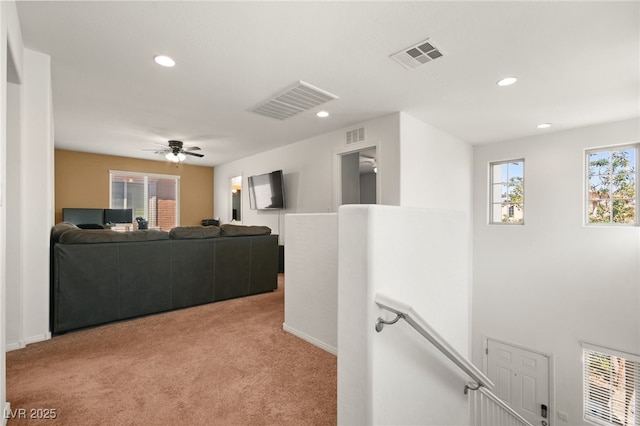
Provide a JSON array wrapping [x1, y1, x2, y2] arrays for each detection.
[[154, 55, 175, 67], [497, 77, 517, 87], [316, 111, 329, 118], [537, 123, 552, 129]]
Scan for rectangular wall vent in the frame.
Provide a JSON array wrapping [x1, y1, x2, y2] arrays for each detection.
[[346, 127, 365, 145], [252, 81, 339, 120], [390, 38, 444, 70]]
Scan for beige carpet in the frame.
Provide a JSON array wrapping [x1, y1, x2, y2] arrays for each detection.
[[6, 275, 337, 425]]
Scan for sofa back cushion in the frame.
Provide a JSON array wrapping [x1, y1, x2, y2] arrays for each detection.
[[59, 229, 169, 244], [169, 226, 221, 239], [220, 224, 271, 237]]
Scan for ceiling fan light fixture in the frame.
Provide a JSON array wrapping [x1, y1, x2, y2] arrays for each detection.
[[148, 140, 203, 162], [154, 55, 176, 67], [166, 152, 179, 162]]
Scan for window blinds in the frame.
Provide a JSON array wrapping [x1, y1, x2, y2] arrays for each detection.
[[583, 343, 639, 426]]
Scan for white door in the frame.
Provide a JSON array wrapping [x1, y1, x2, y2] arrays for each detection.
[[487, 339, 550, 426]]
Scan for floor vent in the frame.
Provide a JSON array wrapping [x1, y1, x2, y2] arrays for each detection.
[[252, 81, 339, 120], [390, 38, 444, 70], [346, 127, 365, 145]]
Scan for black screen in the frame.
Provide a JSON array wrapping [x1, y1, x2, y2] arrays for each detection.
[[62, 208, 104, 225], [103, 208, 133, 224]]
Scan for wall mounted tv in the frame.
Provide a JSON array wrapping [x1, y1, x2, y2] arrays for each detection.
[[62, 208, 104, 225], [248, 170, 285, 210], [103, 208, 133, 224]]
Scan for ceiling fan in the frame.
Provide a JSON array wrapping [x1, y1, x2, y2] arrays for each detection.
[[147, 140, 204, 162]]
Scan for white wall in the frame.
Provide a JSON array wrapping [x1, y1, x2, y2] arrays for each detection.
[[4, 49, 53, 351], [338, 205, 471, 425], [6, 82, 21, 349], [213, 113, 401, 243], [283, 213, 337, 354], [0, 0, 24, 417], [275, 113, 473, 366], [472, 118, 640, 425], [18, 49, 54, 345], [5, 50, 54, 351], [399, 112, 473, 215]]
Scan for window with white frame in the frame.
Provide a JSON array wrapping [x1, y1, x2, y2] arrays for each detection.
[[490, 159, 524, 224], [583, 343, 638, 426], [110, 171, 180, 231], [587, 145, 638, 225]]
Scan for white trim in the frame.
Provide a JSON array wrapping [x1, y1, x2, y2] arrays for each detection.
[[488, 158, 525, 225], [581, 341, 640, 364], [109, 169, 180, 180], [6, 332, 50, 352], [485, 336, 552, 359], [282, 323, 337, 356], [24, 331, 50, 345], [333, 143, 379, 212], [229, 174, 243, 224], [483, 336, 554, 426], [3, 402, 10, 426], [584, 143, 639, 226], [5, 341, 25, 352], [109, 170, 180, 226]]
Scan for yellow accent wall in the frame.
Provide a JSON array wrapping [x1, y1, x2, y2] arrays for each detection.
[[55, 149, 214, 226]]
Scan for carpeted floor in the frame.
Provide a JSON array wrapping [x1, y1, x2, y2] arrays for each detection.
[[6, 275, 337, 425]]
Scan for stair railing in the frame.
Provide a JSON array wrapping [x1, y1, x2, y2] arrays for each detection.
[[374, 292, 533, 426]]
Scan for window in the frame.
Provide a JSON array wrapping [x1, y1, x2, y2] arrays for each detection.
[[587, 145, 637, 225], [490, 159, 524, 224], [110, 171, 180, 231], [583, 343, 638, 426]]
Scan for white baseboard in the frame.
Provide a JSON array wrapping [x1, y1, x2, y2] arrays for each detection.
[[6, 332, 51, 352], [283, 323, 337, 356], [25, 332, 51, 345], [3, 402, 10, 426], [5, 341, 25, 352]]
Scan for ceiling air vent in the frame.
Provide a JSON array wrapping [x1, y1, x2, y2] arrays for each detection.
[[252, 81, 339, 120], [390, 38, 444, 70], [346, 127, 365, 145]]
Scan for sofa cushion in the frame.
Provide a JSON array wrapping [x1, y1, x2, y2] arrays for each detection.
[[169, 226, 221, 239], [51, 222, 80, 243], [59, 229, 169, 244], [220, 224, 271, 237]]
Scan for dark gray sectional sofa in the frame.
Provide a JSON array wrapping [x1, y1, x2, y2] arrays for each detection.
[[50, 222, 278, 334]]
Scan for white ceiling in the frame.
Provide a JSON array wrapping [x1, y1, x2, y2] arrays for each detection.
[[15, 1, 639, 167]]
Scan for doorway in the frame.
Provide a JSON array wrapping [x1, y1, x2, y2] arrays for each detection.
[[230, 176, 242, 222], [340, 147, 377, 205], [486, 339, 551, 426]]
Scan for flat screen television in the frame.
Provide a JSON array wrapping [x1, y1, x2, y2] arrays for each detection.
[[62, 208, 104, 226], [248, 170, 285, 210], [103, 208, 133, 224]]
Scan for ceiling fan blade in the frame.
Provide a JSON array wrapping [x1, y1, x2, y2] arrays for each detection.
[[185, 146, 201, 151], [183, 151, 204, 158]]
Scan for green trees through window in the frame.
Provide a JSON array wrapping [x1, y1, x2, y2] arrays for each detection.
[[587, 146, 637, 224], [490, 159, 524, 224]]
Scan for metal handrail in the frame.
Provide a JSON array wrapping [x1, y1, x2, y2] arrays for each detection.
[[374, 292, 494, 391], [374, 292, 533, 426]]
